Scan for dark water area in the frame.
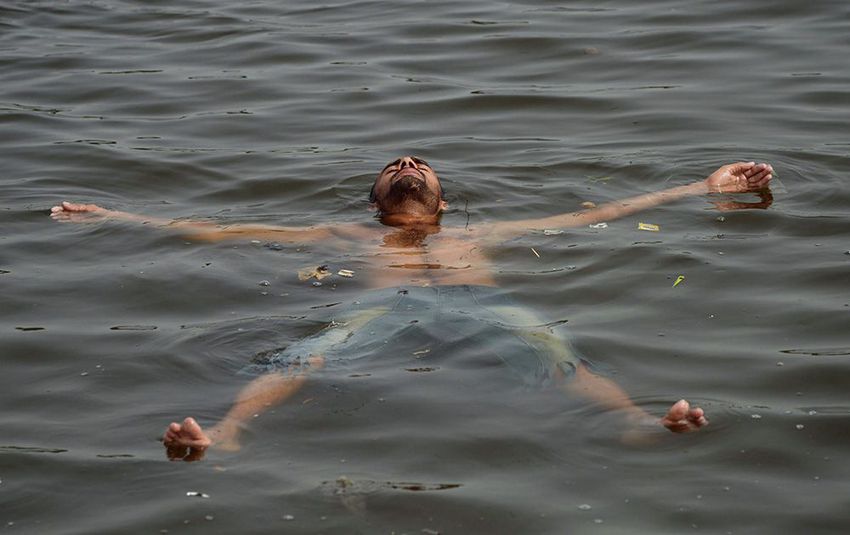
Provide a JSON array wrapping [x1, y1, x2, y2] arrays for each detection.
[[2, 0, 850, 533]]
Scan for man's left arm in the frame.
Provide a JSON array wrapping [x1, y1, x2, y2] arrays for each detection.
[[488, 162, 773, 238]]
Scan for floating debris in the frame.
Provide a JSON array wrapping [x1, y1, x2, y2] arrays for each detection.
[[578, 504, 592, 511], [259, 280, 271, 287], [265, 242, 284, 251], [405, 367, 439, 373], [780, 347, 850, 356], [282, 514, 295, 521], [110, 325, 157, 331], [673, 275, 685, 287], [796, 424, 805, 430], [298, 265, 331, 281], [531, 247, 540, 258], [581, 201, 597, 209], [312, 281, 322, 287], [638, 222, 660, 232], [337, 269, 355, 278], [186, 491, 210, 498], [588, 222, 608, 229], [15, 326, 45, 331], [543, 229, 564, 236], [309, 301, 342, 309]]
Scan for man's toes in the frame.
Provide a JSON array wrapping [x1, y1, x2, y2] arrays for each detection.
[[667, 399, 690, 421], [182, 417, 204, 439]]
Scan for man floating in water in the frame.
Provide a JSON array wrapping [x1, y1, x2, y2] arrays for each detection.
[[52, 157, 773, 460]]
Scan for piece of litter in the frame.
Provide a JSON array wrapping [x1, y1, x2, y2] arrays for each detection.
[[588, 222, 608, 229], [673, 275, 685, 287], [186, 491, 210, 498], [337, 269, 355, 278], [638, 222, 660, 232], [581, 201, 597, 209], [578, 504, 592, 511], [250, 240, 260, 244], [543, 229, 564, 236], [282, 514, 295, 521], [531, 247, 540, 258], [298, 265, 331, 281]]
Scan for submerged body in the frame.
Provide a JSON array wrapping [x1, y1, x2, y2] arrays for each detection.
[[52, 156, 773, 460]]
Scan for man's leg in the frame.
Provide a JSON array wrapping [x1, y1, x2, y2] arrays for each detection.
[[563, 363, 708, 439], [163, 355, 323, 461]]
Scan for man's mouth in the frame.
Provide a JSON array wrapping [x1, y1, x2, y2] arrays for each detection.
[[393, 168, 425, 182]]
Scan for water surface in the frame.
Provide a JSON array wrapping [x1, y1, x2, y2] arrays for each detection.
[[2, 1, 850, 533]]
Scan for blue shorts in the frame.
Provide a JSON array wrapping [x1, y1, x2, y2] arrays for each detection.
[[241, 285, 580, 386]]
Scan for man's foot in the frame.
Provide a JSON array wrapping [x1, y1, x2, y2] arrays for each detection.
[[163, 417, 213, 462], [660, 399, 708, 433]]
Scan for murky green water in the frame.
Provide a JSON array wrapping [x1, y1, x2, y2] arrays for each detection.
[[2, 1, 850, 533]]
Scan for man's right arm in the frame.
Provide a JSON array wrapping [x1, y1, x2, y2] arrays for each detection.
[[49, 201, 346, 243]]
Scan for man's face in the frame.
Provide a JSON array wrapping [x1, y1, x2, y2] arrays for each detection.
[[370, 156, 445, 216]]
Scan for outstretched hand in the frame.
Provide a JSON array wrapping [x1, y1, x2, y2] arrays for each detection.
[[705, 162, 773, 193], [50, 201, 111, 223]]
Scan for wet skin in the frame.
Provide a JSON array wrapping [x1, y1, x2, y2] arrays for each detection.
[[52, 157, 772, 460]]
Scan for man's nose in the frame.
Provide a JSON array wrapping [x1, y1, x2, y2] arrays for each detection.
[[399, 157, 418, 169]]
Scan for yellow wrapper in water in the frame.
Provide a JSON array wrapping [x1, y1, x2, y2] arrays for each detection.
[[638, 222, 660, 232], [673, 275, 685, 287]]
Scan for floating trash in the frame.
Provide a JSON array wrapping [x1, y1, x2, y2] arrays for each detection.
[[577, 504, 592, 511], [673, 275, 685, 287], [337, 269, 355, 278], [186, 491, 210, 498], [581, 201, 597, 209], [530, 247, 540, 258], [638, 222, 660, 232], [299, 265, 331, 281], [543, 229, 563, 235], [588, 222, 608, 229], [110, 325, 157, 331], [259, 280, 271, 287]]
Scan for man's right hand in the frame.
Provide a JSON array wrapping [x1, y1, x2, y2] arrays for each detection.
[[705, 162, 773, 193]]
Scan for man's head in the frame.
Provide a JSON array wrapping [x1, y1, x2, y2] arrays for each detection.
[[369, 156, 447, 219]]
